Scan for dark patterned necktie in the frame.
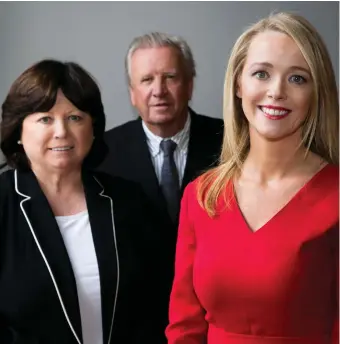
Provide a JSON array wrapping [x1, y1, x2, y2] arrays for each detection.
[[160, 139, 180, 223]]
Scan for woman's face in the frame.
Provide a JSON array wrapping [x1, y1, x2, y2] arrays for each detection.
[[237, 30, 314, 142], [21, 90, 94, 173]]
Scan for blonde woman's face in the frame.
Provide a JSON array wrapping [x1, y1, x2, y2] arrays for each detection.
[[237, 30, 313, 142]]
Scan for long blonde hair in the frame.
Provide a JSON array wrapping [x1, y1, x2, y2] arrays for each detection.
[[198, 12, 339, 217]]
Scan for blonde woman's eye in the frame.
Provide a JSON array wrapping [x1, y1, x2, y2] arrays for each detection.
[[289, 75, 306, 84], [253, 71, 268, 80]]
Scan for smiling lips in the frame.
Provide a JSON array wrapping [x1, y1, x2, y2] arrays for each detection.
[[49, 146, 74, 152], [259, 105, 291, 120]]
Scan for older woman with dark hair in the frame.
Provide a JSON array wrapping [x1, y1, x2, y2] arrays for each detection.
[[0, 59, 160, 344]]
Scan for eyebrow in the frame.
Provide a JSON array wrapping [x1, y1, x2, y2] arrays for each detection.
[[249, 62, 311, 75], [43, 109, 82, 116]]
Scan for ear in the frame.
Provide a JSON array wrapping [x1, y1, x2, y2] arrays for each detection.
[[187, 78, 194, 101], [129, 86, 136, 107]]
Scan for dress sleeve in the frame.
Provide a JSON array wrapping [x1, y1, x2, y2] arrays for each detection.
[[166, 183, 208, 344]]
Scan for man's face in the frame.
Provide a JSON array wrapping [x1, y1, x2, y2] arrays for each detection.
[[129, 46, 193, 136]]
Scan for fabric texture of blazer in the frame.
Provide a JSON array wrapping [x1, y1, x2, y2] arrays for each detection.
[[0, 168, 162, 344], [98, 107, 224, 343]]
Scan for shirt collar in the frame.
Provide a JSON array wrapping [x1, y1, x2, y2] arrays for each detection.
[[142, 113, 191, 158]]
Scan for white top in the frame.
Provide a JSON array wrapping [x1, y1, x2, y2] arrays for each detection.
[[56, 210, 103, 344], [142, 113, 191, 187]]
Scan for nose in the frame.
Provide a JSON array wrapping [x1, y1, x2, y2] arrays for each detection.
[[53, 119, 68, 139], [267, 77, 287, 101], [152, 77, 167, 98]]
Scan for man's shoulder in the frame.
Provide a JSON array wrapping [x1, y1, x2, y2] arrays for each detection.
[[104, 119, 141, 141], [190, 110, 224, 136], [191, 110, 223, 128], [92, 170, 139, 190]]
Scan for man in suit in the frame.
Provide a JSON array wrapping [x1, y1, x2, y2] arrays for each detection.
[[98, 32, 224, 343]]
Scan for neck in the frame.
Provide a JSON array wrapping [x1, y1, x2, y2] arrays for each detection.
[[146, 111, 188, 138], [243, 130, 312, 183], [31, 165, 83, 195]]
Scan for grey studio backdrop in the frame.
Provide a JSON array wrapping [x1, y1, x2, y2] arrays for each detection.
[[0, 1, 338, 163]]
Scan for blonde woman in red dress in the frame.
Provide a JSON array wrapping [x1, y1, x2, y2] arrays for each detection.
[[166, 12, 339, 344]]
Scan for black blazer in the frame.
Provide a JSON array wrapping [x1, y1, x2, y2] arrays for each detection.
[[98, 107, 224, 343], [0, 169, 161, 344]]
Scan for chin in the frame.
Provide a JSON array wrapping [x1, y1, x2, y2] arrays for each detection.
[[259, 131, 297, 142], [48, 160, 80, 172], [148, 114, 177, 125]]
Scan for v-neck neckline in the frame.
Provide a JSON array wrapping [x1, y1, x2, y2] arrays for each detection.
[[232, 164, 332, 234]]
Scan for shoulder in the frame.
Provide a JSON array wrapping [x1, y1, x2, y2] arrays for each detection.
[[104, 119, 141, 143], [317, 164, 339, 195], [0, 169, 15, 193], [89, 170, 165, 229], [91, 170, 141, 192], [190, 110, 224, 145], [191, 110, 224, 130], [324, 164, 339, 180], [90, 170, 150, 209], [195, 113, 224, 126], [181, 175, 203, 207], [0, 170, 16, 222], [320, 164, 339, 209]]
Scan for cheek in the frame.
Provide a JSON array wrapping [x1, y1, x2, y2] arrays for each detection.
[[298, 93, 312, 110], [240, 82, 263, 103], [292, 90, 313, 119], [78, 125, 94, 151], [21, 123, 46, 147], [240, 85, 260, 115], [171, 84, 190, 103], [132, 87, 151, 107]]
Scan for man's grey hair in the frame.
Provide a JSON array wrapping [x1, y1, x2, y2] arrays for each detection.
[[125, 32, 196, 84]]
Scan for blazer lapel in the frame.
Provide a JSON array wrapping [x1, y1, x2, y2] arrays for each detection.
[[82, 172, 118, 344], [129, 121, 169, 215], [182, 109, 206, 193], [15, 170, 82, 344]]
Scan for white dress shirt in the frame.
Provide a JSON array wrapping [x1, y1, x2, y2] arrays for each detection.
[[142, 113, 191, 187]]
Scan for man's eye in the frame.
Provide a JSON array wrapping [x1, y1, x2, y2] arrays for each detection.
[[141, 77, 152, 83]]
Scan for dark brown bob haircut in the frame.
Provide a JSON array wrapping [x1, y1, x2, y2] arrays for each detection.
[[1, 59, 108, 170]]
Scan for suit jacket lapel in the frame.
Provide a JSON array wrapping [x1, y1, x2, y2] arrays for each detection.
[[182, 109, 206, 193], [82, 171, 118, 344], [130, 121, 169, 215], [15, 170, 82, 344]]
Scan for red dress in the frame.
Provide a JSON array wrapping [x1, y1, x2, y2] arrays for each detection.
[[166, 164, 339, 344]]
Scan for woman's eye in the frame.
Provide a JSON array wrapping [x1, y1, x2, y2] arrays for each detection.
[[253, 71, 268, 80], [289, 75, 306, 84], [69, 115, 82, 122], [38, 116, 52, 124]]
